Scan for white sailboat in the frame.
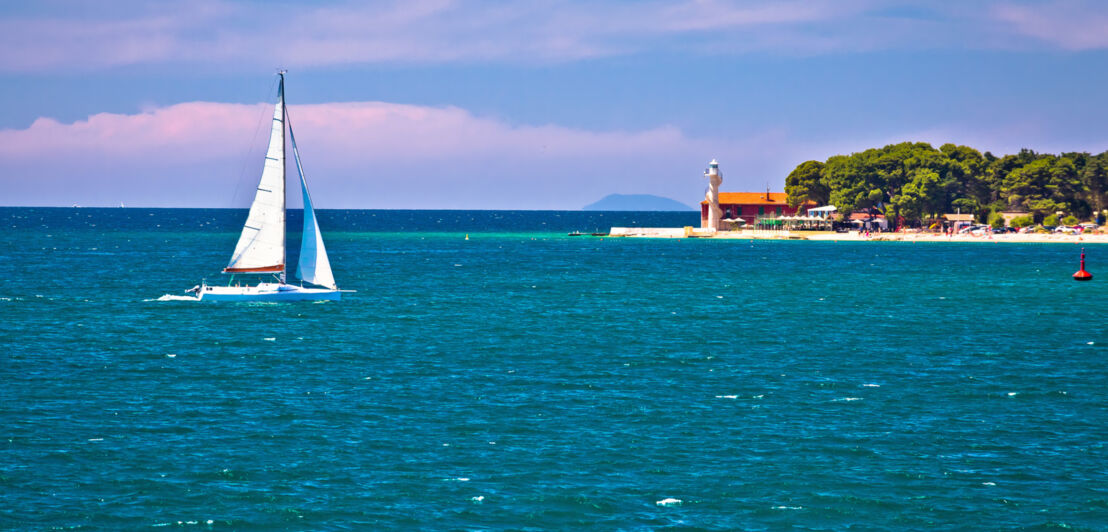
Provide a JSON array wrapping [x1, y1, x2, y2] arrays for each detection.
[[187, 72, 349, 302]]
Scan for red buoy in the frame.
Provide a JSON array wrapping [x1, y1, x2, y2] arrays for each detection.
[[1074, 248, 1093, 281]]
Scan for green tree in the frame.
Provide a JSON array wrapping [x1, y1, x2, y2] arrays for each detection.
[[1048, 157, 1086, 217], [784, 160, 829, 207], [824, 154, 881, 214], [1009, 215, 1034, 228], [1043, 214, 1060, 227], [988, 211, 1005, 229], [891, 169, 944, 221], [1081, 154, 1108, 215], [942, 143, 988, 205], [1001, 157, 1080, 217], [988, 154, 1025, 205], [951, 197, 981, 221], [808, 143, 1100, 226], [1062, 215, 1079, 226]]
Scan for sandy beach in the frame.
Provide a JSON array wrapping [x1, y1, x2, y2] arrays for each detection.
[[807, 231, 1108, 243], [609, 227, 1108, 243]]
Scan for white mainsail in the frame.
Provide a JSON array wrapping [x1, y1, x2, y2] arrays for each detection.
[[289, 119, 336, 289], [225, 78, 286, 274]]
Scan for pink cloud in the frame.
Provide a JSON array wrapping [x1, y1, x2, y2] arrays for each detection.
[[0, 101, 690, 162], [0, 99, 748, 208], [1, 103, 256, 158], [6, 96, 1100, 208]]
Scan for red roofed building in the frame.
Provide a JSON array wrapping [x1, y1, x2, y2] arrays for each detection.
[[700, 192, 812, 228], [849, 209, 888, 230]]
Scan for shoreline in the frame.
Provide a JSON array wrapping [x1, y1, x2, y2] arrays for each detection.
[[608, 227, 1108, 243]]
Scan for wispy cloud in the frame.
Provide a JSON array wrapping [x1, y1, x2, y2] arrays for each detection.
[[991, 0, 1108, 50], [6, 0, 842, 71], [5, 0, 1104, 73]]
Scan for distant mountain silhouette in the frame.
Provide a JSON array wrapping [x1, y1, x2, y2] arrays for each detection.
[[583, 194, 695, 211]]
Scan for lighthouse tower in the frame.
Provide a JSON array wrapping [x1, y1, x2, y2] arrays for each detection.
[[704, 159, 723, 230]]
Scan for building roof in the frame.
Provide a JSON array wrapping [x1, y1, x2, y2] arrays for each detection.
[[849, 212, 887, 220], [944, 214, 975, 222], [702, 192, 792, 205]]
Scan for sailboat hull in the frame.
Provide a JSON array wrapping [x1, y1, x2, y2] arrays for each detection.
[[195, 282, 342, 302]]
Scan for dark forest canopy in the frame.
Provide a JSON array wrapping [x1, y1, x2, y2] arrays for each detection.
[[784, 142, 1108, 225]]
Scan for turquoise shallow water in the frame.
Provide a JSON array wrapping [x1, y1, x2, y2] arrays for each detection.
[[3, 207, 1108, 530]]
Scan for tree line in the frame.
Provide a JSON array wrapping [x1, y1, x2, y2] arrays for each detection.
[[784, 142, 1108, 226]]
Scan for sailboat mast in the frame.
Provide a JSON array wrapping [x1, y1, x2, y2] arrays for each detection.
[[279, 71, 287, 283]]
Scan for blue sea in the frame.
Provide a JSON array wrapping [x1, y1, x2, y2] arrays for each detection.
[[3, 207, 1107, 530]]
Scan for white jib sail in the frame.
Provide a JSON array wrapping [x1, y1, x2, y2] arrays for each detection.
[[289, 121, 336, 289], [226, 80, 286, 273]]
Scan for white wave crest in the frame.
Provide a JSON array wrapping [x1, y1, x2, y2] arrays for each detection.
[[151, 294, 199, 302]]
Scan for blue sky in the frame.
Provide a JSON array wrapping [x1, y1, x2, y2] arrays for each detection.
[[2, 0, 1107, 208]]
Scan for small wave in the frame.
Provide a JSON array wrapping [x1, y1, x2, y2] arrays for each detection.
[[444, 477, 470, 482], [862, 383, 881, 388], [982, 482, 996, 486], [715, 395, 738, 399], [833, 397, 863, 402], [471, 495, 485, 503], [1007, 392, 1019, 397], [772, 505, 803, 510], [152, 294, 199, 302], [152, 520, 213, 527], [263, 337, 276, 342], [656, 497, 682, 506]]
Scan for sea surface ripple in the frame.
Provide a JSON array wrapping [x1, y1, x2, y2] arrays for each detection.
[[2, 208, 1107, 530]]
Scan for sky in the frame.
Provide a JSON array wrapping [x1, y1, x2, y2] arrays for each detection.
[[2, 0, 1108, 209]]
